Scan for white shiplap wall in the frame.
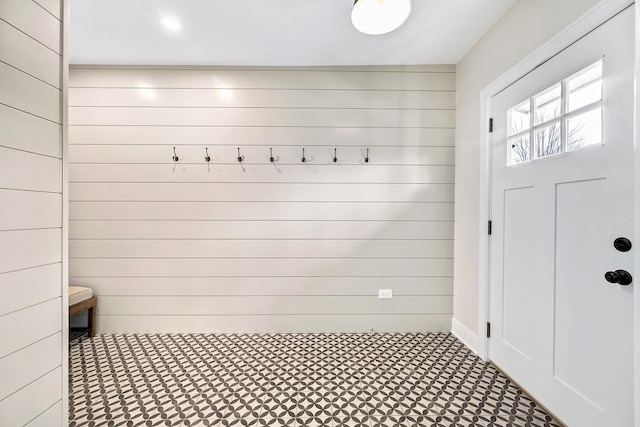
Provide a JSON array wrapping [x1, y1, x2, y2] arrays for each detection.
[[0, 0, 64, 425], [68, 65, 455, 333]]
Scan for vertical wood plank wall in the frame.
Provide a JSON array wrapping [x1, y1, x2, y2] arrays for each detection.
[[0, 0, 64, 425], [68, 65, 456, 333]]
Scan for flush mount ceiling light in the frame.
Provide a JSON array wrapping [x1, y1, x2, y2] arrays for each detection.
[[351, 0, 412, 35]]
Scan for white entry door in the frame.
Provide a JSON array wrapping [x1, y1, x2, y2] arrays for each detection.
[[489, 6, 634, 427]]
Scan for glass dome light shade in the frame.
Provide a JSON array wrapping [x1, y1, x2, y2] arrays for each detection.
[[351, 0, 412, 35]]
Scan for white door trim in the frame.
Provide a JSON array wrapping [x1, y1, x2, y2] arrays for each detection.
[[477, 0, 634, 360], [634, 4, 640, 426], [61, 0, 70, 425]]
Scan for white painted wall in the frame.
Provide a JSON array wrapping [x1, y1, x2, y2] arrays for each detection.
[[68, 65, 456, 333], [454, 0, 605, 343], [0, 0, 65, 425]]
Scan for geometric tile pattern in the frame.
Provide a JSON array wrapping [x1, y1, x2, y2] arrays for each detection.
[[69, 327, 90, 344], [69, 333, 563, 427]]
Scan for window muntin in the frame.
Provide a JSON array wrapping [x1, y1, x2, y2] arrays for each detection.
[[567, 61, 603, 112], [534, 122, 562, 159], [567, 107, 602, 151], [534, 84, 561, 125], [509, 135, 530, 165], [506, 59, 603, 166], [508, 101, 531, 136]]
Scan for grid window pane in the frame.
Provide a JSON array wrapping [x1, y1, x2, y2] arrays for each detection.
[[567, 60, 602, 112], [534, 122, 562, 159], [509, 135, 530, 165], [534, 84, 561, 125], [567, 107, 602, 151], [505, 60, 603, 167], [508, 101, 530, 136]]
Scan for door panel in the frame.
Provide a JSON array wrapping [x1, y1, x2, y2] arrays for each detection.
[[490, 6, 634, 427], [502, 186, 537, 360], [554, 178, 608, 407]]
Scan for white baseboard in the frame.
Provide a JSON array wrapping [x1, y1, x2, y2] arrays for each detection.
[[451, 318, 479, 354], [95, 314, 453, 334]]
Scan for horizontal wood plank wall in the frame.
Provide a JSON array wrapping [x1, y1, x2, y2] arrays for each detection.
[[68, 65, 455, 333], [0, 0, 63, 425]]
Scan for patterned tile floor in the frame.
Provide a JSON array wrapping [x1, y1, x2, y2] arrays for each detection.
[[69, 333, 562, 427]]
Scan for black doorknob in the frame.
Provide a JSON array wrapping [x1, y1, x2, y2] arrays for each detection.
[[605, 270, 633, 286], [613, 237, 632, 252]]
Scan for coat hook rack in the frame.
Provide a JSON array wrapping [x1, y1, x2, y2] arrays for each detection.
[[205, 147, 211, 162], [333, 148, 338, 163], [237, 147, 244, 162], [301, 148, 306, 163], [172, 147, 179, 162], [270, 148, 275, 163], [365, 148, 369, 163]]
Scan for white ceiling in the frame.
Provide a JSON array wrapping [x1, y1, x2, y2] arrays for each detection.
[[69, 0, 517, 66]]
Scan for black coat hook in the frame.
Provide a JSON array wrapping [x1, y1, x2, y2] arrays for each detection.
[[301, 148, 306, 163], [205, 147, 211, 162], [333, 148, 337, 163], [365, 148, 369, 163], [172, 147, 179, 162], [237, 147, 243, 162], [270, 148, 274, 163]]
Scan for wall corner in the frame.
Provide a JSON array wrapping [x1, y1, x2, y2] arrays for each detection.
[[451, 317, 479, 355]]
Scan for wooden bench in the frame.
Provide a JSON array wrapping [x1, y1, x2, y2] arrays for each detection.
[[69, 286, 97, 338]]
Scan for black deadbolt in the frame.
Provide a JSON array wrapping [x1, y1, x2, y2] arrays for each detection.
[[613, 237, 632, 252], [605, 270, 633, 286]]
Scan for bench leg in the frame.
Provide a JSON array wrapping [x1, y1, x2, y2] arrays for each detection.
[[88, 305, 96, 337]]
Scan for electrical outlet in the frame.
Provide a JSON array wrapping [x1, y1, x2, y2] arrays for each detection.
[[378, 289, 392, 299]]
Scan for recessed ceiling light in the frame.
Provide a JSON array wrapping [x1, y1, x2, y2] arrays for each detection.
[[351, 0, 412, 35], [160, 14, 182, 32]]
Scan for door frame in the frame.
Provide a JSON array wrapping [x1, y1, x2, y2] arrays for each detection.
[[634, 4, 640, 426], [477, 0, 636, 392]]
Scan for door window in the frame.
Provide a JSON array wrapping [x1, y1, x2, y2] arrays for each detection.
[[507, 60, 603, 165]]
